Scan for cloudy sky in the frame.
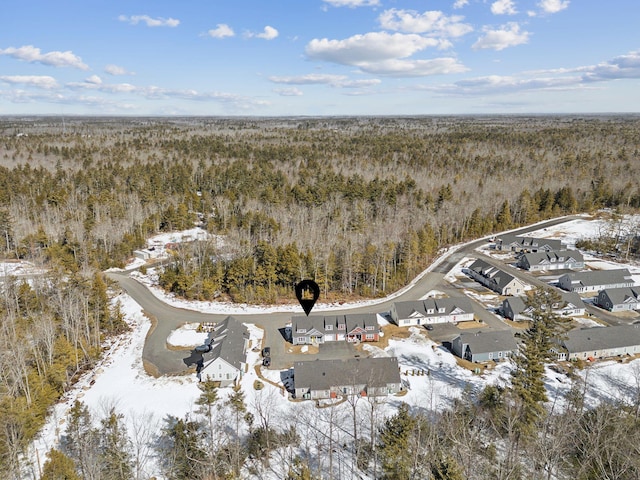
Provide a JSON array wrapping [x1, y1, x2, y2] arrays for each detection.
[[1, 0, 639, 116]]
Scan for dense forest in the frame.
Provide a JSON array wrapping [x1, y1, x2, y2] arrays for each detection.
[[1, 115, 640, 478]]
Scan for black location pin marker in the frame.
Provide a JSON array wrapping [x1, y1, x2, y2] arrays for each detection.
[[295, 279, 320, 316]]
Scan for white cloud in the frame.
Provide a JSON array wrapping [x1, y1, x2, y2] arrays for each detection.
[[246, 26, 279, 40], [85, 75, 102, 85], [472, 23, 530, 50], [104, 64, 133, 76], [538, 0, 570, 14], [269, 74, 382, 87], [580, 50, 640, 82], [206, 24, 235, 39], [322, 0, 380, 7], [270, 74, 349, 85], [357, 57, 468, 76], [118, 15, 180, 27], [0, 45, 89, 70], [0, 75, 58, 89], [491, 0, 517, 15], [63, 79, 269, 110], [453, 0, 469, 8], [378, 9, 473, 37], [274, 87, 303, 96], [306, 32, 441, 65]]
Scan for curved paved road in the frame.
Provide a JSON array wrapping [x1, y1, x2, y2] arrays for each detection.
[[108, 216, 583, 375]]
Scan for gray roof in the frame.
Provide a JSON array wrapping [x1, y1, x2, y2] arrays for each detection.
[[600, 287, 640, 305], [519, 250, 583, 266], [560, 269, 634, 288], [504, 291, 584, 315], [203, 316, 249, 369], [562, 325, 640, 353], [393, 296, 474, 319], [292, 313, 378, 335], [498, 235, 563, 250], [456, 330, 518, 354], [294, 357, 400, 391], [468, 259, 518, 291]]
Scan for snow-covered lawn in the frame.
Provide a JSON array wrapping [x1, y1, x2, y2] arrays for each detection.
[[167, 322, 208, 347], [28, 215, 640, 478]]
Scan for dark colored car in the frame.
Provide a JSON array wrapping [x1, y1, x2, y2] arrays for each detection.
[[262, 347, 271, 357], [425, 325, 434, 331], [195, 344, 212, 353], [262, 356, 271, 367]]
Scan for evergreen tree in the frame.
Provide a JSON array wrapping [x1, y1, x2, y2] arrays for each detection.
[[510, 288, 570, 434], [41, 448, 80, 480], [160, 416, 207, 480], [99, 409, 133, 480], [378, 402, 415, 480]]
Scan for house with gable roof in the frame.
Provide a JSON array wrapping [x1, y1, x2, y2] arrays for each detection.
[[466, 258, 527, 296], [558, 269, 635, 294], [451, 330, 518, 363], [502, 290, 585, 320], [553, 325, 640, 361], [390, 297, 475, 327], [596, 286, 640, 312], [496, 235, 564, 253], [291, 313, 379, 345], [516, 250, 584, 272], [293, 357, 402, 400], [198, 316, 250, 386]]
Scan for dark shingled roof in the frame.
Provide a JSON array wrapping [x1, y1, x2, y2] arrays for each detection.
[[560, 268, 634, 288], [468, 259, 518, 291], [456, 330, 518, 354], [562, 325, 640, 353], [202, 315, 249, 369], [294, 357, 400, 391], [393, 297, 474, 320]]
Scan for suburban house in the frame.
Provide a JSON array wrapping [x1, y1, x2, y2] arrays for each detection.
[[596, 287, 640, 312], [466, 259, 527, 296], [451, 330, 518, 363], [557, 269, 635, 294], [502, 291, 585, 320], [198, 316, 250, 386], [553, 325, 640, 361], [496, 235, 564, 253], [293, 357, 402, 400], [290, 313, 379, 345], [389, 297, 475, 327], [516, 250, 584, 272]]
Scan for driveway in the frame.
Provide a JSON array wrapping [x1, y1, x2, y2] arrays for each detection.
[[109, 216, 583, 376]]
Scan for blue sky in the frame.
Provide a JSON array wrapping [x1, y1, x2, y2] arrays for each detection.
[[1, 0, 639, 116]]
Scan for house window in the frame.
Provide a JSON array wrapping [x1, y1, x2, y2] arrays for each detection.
[[498, 351, 503, 358], [427, 309, 434, 314], [366, 334, 374, 340], [326, 325, 333, 331], [365, 325, 374, 331], [298, 329, 307, 333], [338, 324, 345, 330]]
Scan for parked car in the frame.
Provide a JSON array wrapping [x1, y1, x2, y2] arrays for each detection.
[[262, 347, 271, 357], [262, 356, 271, 367], [425, 325, 434, 331]]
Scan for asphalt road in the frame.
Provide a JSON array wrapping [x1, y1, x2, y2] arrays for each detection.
[[108, 215, 589, 375]]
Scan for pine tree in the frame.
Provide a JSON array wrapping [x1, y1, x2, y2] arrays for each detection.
[[41, 448, 80, 480], [510, 288, 570, 433], [99, 409, 133, 480], [378, 402, 415, 480]]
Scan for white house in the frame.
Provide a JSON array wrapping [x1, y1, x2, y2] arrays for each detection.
[[199, 316, 250, 386]]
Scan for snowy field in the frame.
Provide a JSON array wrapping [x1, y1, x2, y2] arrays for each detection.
[[28, 214, 640, 478]]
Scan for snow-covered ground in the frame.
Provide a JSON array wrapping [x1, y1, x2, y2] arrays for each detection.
[[0, 260, 46, 278], [28, 216, 640, 478]]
